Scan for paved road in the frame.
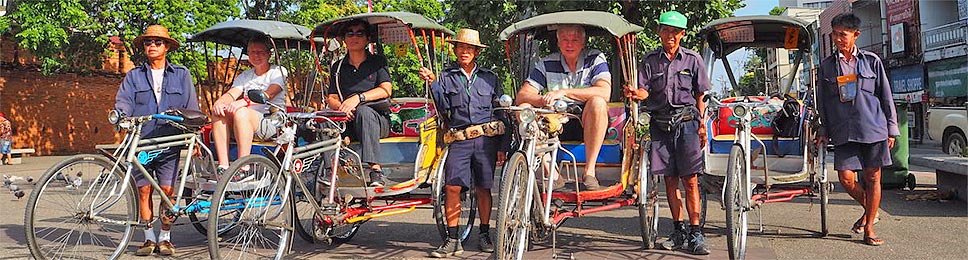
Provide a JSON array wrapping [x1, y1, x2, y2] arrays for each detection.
[[1, 154, 965, 260]]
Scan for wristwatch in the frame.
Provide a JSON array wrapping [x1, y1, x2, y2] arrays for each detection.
[[358, 93, 366, 103]]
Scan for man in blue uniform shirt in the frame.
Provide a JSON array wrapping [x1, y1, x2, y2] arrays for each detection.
[[115, 24, 200, 256], [626, 11, 710, 255], [419, 29, 506, 257], [816, 13, 898, 246]]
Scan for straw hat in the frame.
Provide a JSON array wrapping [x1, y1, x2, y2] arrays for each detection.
[[447, 29, 488, 48], [134, 25, 181, 50]]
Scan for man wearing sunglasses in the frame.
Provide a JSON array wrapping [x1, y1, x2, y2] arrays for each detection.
[[325, 19, 393, 187], [115, 24, 199, 257]]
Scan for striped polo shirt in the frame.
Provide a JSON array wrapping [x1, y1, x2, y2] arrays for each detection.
[[526, 49, 611, 98]]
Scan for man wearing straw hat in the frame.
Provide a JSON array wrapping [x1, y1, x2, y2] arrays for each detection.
[[626, 11, 710, 255], [418, 28, 506, 257], [115, 24, 199, 256], [514, 24, 611, 191]]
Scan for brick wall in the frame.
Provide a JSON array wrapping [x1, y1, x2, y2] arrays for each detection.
[[0, 68, 124, 155]]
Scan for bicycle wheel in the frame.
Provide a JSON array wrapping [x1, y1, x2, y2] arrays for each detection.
[[25, 154, 136, 260], [724, 145, 749, 260], [818, 148, 830, 237], [432, 149, 478, 242], [208, 155, 293, 260], [636, 144, 660, 249], [496, 152, 533, 260], [294, 155, 323, 243]]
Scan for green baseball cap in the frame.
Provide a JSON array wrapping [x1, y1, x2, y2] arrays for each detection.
[[659, 11, 688, 29]]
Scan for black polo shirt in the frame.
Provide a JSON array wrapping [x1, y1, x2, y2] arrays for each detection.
[[328, 54, 391, 100]]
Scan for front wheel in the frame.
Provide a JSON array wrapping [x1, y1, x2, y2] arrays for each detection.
[[25, 154, 136, 260], [636, 144, 659, 249], [208, 155, 293, 260], [725, 145, 749, 260], [496, 152, 534, 260], [432, 149, 478, 242]]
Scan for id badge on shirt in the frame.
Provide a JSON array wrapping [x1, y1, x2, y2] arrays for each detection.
[[836, 74, 858, 103]]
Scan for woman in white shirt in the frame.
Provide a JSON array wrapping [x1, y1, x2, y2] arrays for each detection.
[[211, 38, 288, 172]]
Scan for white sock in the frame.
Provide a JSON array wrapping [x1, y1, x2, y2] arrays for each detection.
[[158, 230, 171, 242], [144, 229, 156, 242]]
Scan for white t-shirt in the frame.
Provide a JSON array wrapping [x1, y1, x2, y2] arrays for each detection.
[[151, 68, 164, 103], [231, 65, 288, 114]]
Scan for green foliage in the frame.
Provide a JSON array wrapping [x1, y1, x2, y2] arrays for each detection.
[[735, 53, 765, 96], [770, 6, 788, 16]]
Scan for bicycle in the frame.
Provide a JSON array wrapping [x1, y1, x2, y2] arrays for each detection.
[[24, 108, 218, 260]]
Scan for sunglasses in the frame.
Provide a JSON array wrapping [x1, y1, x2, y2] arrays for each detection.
[[345, 30, 367, 38], [143, 39, 166, 47]]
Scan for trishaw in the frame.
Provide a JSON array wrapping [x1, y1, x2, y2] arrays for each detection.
[[698, 15, 828, 260], [493, 11, 660, 259], [203, 12, 475, 259]]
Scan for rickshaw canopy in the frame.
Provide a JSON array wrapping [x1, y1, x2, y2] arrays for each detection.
[[699, 15, 814, 58], [498, 11, 644, 41], [187, 19, 314, 48], [313, 11, 455, 43]]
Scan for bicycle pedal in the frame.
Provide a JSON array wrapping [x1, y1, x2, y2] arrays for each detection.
[[320, 203, 340, 215]]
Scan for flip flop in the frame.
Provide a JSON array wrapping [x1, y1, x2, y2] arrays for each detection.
[[851, 216, 881, 234], [864, 236, 884, 246]]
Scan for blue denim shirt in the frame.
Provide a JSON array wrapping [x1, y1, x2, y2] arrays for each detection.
[[115, 62, 200, 138], [817, 49, 900, 146], [637, 47, 711, 115], [430, 65, 503, 129]]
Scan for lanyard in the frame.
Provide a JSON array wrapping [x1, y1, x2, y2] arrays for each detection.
[[460, 69, 478, 96]]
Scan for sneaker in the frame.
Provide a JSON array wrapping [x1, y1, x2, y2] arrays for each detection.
[[659, 223, 687, 250], [685, 228, 711, 255], [582, 176, 605, 191], [430, 238, 464, 258], [368, 169, 387, 187], [479, 232, 494, 253], [134, 240, 157, 256], [157, 240, 176, 256]]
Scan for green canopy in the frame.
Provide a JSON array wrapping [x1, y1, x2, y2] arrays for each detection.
[[499, 11, 644, 41], [188, 19, 314, 49], [699, 15, 814, 57], [313, 11, 455, 39]]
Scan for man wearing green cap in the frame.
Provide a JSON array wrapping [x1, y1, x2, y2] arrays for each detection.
[[626, 10, 710, 255]]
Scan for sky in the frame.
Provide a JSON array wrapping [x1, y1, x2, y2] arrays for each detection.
[[708, 0, 779, 93]]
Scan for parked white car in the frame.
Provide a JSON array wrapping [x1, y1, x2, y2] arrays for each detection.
[[927, 103, 968, 155]]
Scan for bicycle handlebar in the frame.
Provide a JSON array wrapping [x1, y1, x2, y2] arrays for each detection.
[[152, 114, 184, 122]]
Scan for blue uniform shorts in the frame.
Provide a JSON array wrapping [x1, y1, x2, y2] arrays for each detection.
[[444, 136, 499, 189], [0, 139, 11, 154], [833, 140, 892, 171], [648, 120, 704, 177]]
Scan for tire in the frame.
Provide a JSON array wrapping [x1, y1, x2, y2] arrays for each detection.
[[724, 145, 749, 260], [432, 149, 478, 242], [208, 155, 293, 260], [819, 148, 830, 237], [496, 152, 533, 260], [25, 154, 136, 260], [294, 154, 324, 243], [637, 143, 660, 249], [943, 130, 966, 156], [185, 153, 218, 236]]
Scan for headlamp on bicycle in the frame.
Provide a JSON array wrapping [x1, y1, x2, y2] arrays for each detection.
[[517, 108, 536, 124], [257, 111, 286, 140], [732, 105, 748, 118], [637, 111, 651, 126], [108, 109, 124, 125]]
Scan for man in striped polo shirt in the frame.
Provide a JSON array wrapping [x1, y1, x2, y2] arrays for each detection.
[[514, 24, 611, 191]]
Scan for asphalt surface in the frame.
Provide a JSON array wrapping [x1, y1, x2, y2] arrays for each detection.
[[0, 151, 965, 260]]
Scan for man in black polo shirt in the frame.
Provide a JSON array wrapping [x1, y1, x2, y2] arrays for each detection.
[[326, 19, 393, 187]]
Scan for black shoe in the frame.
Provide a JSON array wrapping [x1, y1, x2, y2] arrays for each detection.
[[368, 169, 387, 187], [658, 223, 688, 250], [479, 232, 494, 253], [685, 228, 711, 255], [430, 238, 464, 258]]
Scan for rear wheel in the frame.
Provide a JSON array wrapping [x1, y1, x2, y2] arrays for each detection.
[[185, 153, 218, 235], [432, 149, 478, 242], [725, 145, 749, 260], [943, 130, 966, 156], [496, 152, 533, 260], [208, 155, 292, 260], [636, 143, 659, 249], [818, 148, 830, 237], [25, 155, 135, 260]]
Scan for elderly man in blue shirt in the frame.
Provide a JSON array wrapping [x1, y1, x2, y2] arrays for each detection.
[[115, 24, 200, 256], [419, 28, 506, 257], [816, 13, 899, 246], [514, 24, 611, 191]]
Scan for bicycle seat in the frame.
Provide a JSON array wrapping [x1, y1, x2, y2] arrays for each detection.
[[165, 108, 210, 129], [314, 110, 349, 122]]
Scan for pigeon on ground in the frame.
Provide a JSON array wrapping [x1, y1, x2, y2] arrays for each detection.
[[8, 184, 20, 192], [26, 177, 33, 183], [2, 178, 10, 187], [13, 190, 24, 200]]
